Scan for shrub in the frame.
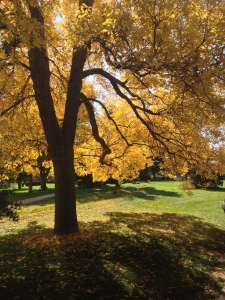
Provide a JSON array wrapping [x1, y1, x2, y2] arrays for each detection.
[[0, 190, 20, 221]]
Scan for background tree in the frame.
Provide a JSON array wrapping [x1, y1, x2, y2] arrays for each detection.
[[16, 171, 28, 190], [0, 102, 52, 190], [0, 0, 225, 234]]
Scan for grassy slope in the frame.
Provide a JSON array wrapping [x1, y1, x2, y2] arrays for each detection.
[[0, 181, 225, 299]]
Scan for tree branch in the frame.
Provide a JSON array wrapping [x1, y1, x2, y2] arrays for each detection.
[[0, 95, 34, 117], [90, 98, 132, 147], [82, 68, 173, 154], [37, 149, 52, 167], [80, 93, 111, 164], [82, 68, 164, 115]]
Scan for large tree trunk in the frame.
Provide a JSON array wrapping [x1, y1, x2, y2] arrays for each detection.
[[27, 1, 91, 235], [52, 150, 79, 235]]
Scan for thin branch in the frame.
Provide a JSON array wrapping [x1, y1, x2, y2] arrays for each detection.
[[80, 93, 111, 164], [0, 95, 34, 117], [82, 68, 163, 115], [18, 61, 31, 71], [89, 97, 132, 147]]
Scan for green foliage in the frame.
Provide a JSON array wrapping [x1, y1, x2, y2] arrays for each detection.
[[0, 190, 20, 222]]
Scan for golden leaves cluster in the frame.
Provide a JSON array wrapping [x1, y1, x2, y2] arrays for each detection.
[[1, 0, 225, 181]]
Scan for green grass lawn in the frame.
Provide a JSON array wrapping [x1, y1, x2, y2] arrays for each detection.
[[0, 180, 225, 299]]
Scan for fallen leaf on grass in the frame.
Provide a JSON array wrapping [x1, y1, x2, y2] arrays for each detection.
[[15, 230, 92, 247]]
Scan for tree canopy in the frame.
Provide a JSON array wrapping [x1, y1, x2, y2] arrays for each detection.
[[0, 0, 225, 234]]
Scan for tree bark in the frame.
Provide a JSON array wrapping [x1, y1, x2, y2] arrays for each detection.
[[40, 171, 47, 190], [39, 166, 50, 190], [52, 149, 78, 235], [28, 174, 33, 194], [17, 180, 22, 190]]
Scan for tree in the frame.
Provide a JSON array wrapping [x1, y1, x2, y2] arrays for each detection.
[[0, 101, 52, 190], [16, 171, 28, 190], [0, 0, 225, 234]]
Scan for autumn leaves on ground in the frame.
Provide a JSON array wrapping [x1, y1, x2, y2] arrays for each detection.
[[0, 181, 225, 300]]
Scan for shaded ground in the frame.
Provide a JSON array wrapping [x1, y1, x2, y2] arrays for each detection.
[[0, 212, 225, 299]]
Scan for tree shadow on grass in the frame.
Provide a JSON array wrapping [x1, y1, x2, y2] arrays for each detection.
[[120, 186, 181, 200], [206, 187, 225, 192], [0, 213, 225, 299], [76, 185, 181, 204], [22, 184, 181, 206]]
